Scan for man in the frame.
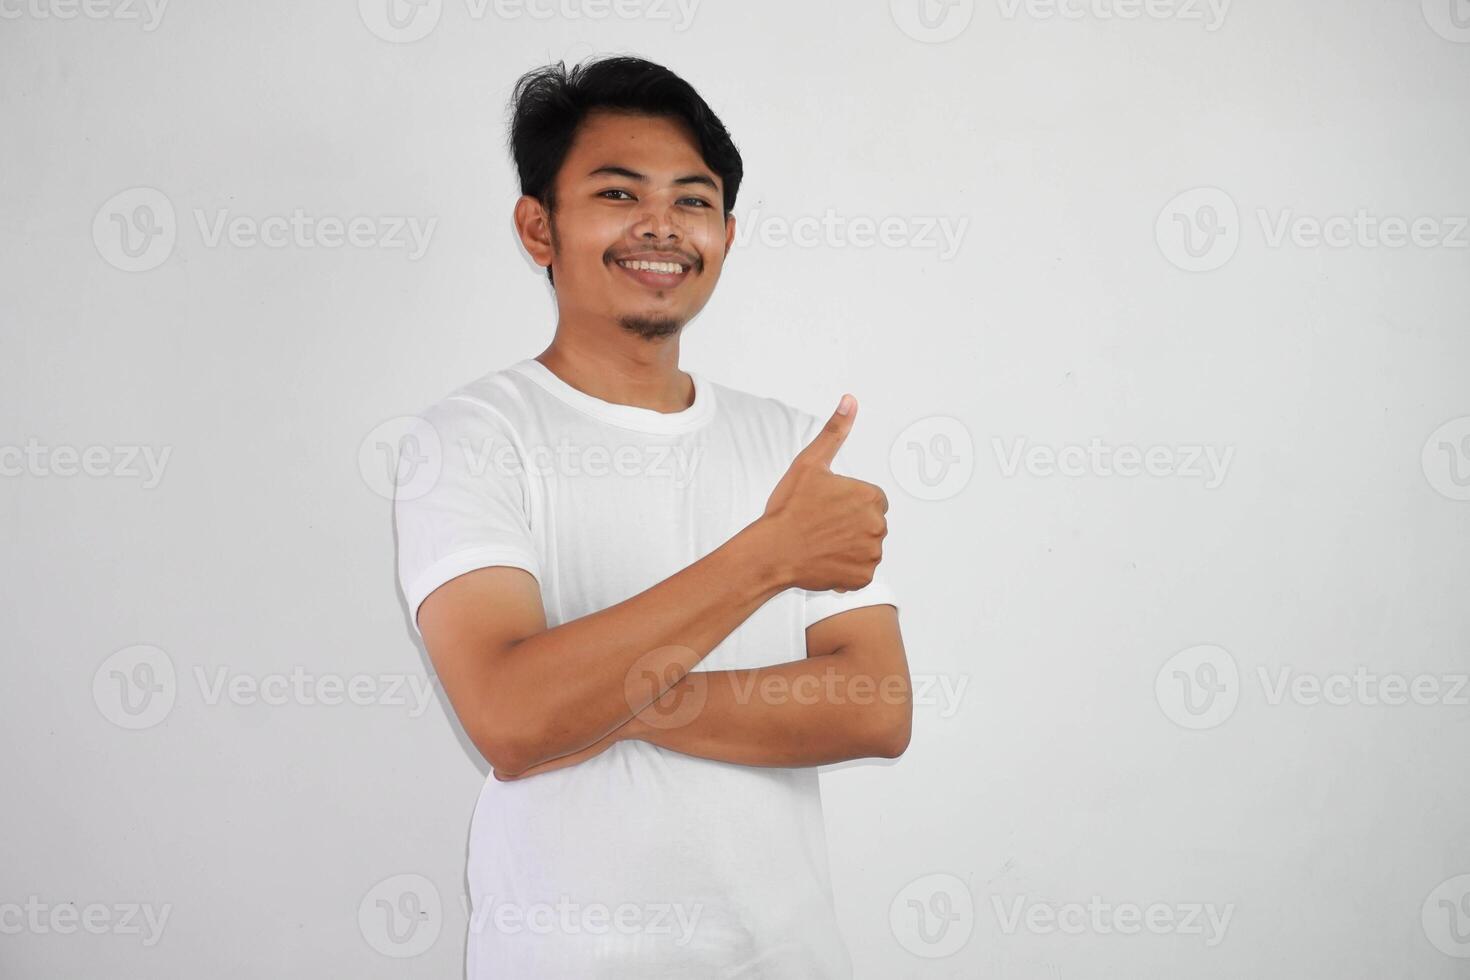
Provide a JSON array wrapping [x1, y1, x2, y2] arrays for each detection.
[[394, 55, 911, 978]]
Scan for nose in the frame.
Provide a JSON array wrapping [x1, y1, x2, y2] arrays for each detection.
[[629, 195, 684, 243]]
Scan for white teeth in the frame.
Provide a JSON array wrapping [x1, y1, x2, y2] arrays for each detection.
[[618, 259, 685, 274]]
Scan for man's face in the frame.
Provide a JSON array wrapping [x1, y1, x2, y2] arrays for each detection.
[[526, 110, 735, 340]]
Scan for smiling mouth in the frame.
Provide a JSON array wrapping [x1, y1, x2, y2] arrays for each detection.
[[613, 257, 693, 289]]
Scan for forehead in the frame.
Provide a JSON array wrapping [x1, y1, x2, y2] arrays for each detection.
[[562, 110, 716, 184]]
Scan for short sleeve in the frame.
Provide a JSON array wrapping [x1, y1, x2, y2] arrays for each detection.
[[393, 396, 543, 637], [793, 409, 901, 629]]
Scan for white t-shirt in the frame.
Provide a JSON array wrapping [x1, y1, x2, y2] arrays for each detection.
[[394, 357, 899, 979]]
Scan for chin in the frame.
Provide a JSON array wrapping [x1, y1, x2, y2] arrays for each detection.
[[617, 312, 685, 340]]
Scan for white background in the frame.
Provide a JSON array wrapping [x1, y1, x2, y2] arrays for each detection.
[[2, 0, 1469, 977]]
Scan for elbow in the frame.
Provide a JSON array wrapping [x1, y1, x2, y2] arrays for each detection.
[[871, 704, 913, 759], [478, 731, 551, 777], [470, 705, 545, 777], [854, 657, 913, 759], [472, 728, 533, 776]]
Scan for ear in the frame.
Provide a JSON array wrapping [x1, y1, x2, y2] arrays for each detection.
[[513, 195, 554, 270], [723, 211, 736, 258]]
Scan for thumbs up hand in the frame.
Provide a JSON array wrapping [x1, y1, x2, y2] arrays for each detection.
[[762, 395, 889, 593]]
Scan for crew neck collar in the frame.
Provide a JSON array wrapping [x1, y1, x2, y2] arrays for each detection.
[[509, 358, 716, 435]]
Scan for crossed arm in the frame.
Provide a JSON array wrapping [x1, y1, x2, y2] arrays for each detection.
[[418, 513, 911, 781], [495, 602, 910, 781], [413, 396, 911, 779]]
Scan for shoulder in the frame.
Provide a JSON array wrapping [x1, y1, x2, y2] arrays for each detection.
[[412, 362, 541, 439]]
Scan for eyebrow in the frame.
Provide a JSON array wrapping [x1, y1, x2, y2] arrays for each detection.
[[587, 165, 719, 193]]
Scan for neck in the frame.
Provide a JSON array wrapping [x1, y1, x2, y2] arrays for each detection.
[[535, 330, 694, 414]]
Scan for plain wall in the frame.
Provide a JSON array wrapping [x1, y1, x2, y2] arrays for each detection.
[[2, 0, 1468, 976]]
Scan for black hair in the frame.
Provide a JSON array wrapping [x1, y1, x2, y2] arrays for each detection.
[[507, 55, 744, 286]]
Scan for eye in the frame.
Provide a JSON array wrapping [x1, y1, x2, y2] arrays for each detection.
[[598, 188, 635, 201], [680, 197, 714, 209]]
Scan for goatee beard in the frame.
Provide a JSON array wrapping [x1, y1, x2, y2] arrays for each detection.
[[618, 313, 683, 340]]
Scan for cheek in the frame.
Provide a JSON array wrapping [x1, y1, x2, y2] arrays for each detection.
[[687, 214, 729, 264], [556, 209, 626, 260]]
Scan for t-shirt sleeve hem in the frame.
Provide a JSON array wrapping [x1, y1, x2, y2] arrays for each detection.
[[802, 581, 899, 629], [405, 546, 543, 637]]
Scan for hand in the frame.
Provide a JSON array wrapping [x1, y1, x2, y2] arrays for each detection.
[[761, 395, 889, 594]]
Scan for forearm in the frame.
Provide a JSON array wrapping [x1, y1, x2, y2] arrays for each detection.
[[494, 715, 637, 782], [626, 644, 912, 768], [495, 651, 907, 781], [491, 518, 790, 774]]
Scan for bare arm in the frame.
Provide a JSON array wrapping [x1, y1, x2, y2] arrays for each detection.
[[497, 603, 910, 780], [420, 517, 789, 777], [420, 395, 886, 778], [626, 603, 910, 766]]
